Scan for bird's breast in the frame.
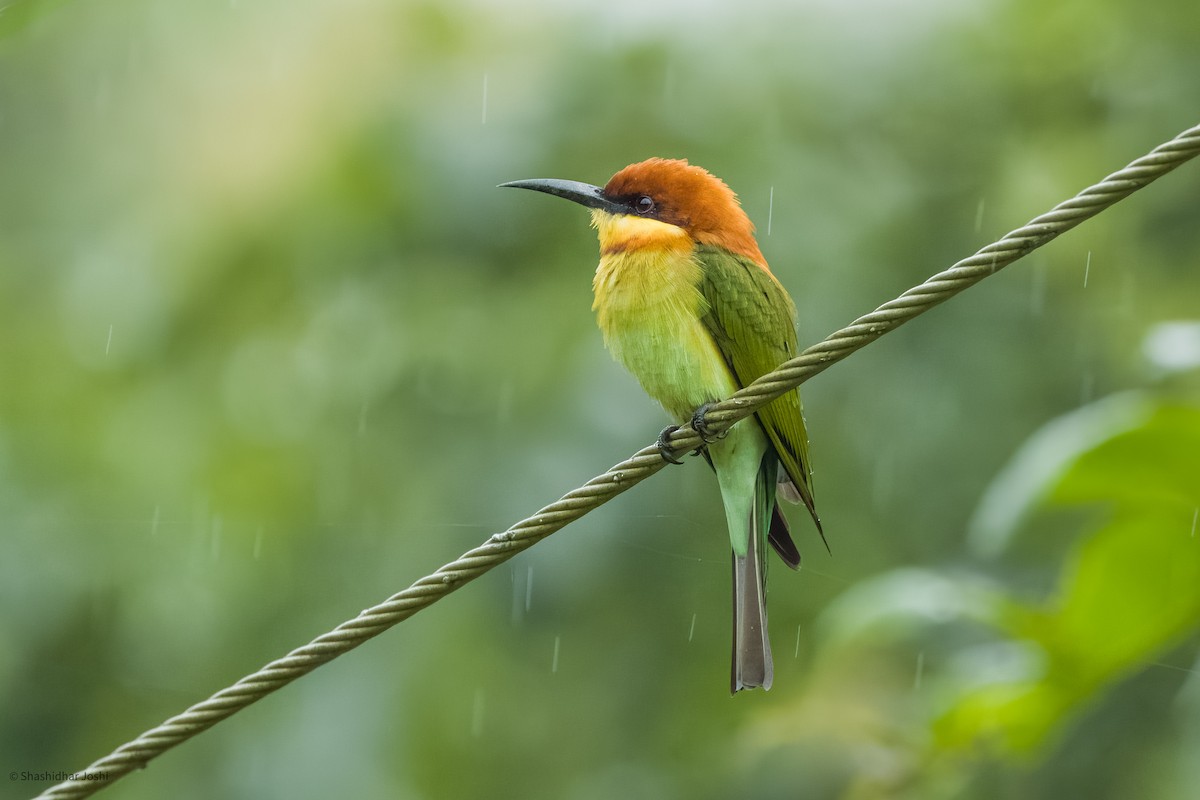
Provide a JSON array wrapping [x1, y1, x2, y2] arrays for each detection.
[[591, 231, 737, 421]]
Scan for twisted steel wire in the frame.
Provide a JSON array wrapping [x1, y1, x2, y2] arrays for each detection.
[[34, 122, 1200, 800]]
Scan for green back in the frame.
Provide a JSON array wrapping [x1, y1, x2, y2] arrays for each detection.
[[695, 244, 819, 527]]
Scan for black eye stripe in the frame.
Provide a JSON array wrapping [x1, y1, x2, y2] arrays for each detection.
[[606, 193, 659, 216]]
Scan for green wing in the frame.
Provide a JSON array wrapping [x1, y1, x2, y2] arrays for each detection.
[[695, 244, 822, 536]]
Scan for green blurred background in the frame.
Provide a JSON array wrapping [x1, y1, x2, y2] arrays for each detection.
[[2, 0, 1199, 798]]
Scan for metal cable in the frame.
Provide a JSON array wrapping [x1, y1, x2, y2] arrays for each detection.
[[33, 122, 1200, 799]]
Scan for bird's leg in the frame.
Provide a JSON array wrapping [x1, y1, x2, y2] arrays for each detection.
[[691, 403, 728, 444], [656, 425, 687, 465], [658, 413, 717, 464]]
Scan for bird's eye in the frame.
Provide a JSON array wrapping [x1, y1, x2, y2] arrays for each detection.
[[635, 195, 656, 215]]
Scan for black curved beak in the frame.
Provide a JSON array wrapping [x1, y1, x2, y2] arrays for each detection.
[[499, 178, 626, 215]]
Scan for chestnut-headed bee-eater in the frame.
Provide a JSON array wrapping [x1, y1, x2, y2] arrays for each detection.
[[502, 158, 821, 693]]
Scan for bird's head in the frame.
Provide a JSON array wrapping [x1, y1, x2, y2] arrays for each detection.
[[501, 158, 766, 267]]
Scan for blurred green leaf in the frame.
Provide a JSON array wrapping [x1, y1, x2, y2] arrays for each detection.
[[2, 1, 1198, 798], [937, 398, 1200, 755], [0, 0, 67, 39]]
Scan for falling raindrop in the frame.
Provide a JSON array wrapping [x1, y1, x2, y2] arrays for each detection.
[[1149, 660, 1200, 677], [510, 566, 522, 625], [794, 624, 802, 659], [471, 688, 485, 737], [481, 72, 489, 126], [1191, 508, 1197, 538], [974, 198, 986, 233], [767, 186, 775, 237], [105, 324, 113, 356], [687, 612, 697, 642], [1083, 251, 1092, 288], [551, 635, 561, 673], [525, 564, 534, 613]]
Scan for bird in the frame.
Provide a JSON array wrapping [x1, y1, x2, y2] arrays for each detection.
[[501, 158, 822, 693]]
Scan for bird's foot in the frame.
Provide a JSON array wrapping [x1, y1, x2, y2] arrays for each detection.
[[691, 403, 727, 444], [656, 425, 687, 465]]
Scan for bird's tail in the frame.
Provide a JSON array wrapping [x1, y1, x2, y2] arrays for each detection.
[[731, 454, 776, 693]]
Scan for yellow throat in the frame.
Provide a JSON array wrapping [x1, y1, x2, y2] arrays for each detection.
[[589, 210, 738, 421]]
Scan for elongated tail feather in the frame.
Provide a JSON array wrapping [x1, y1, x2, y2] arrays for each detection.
[[731, 550, 771, 691], [731, 453, 779, 693]]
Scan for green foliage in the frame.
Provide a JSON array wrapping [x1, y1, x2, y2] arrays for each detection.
[[945, 398, 1200, 755], [1, 0, 1198, 799], [812, 396, 1200, 797]]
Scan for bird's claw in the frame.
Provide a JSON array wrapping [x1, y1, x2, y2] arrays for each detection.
[[659, 417, 714, 465], [691, 403, 727, 443], [657, 425, 687, 465]]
